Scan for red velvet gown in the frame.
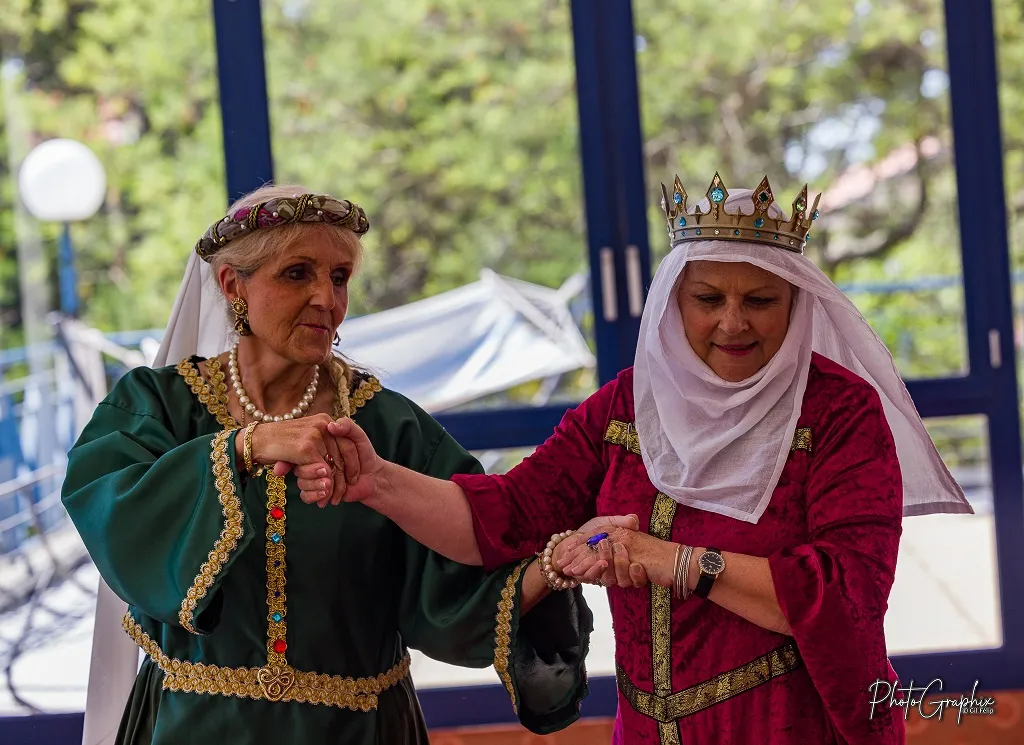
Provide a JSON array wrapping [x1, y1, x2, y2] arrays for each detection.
[[453, 353, 906, 744]]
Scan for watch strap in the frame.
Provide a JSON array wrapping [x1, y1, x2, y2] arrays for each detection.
[[694, 547, 722, 599]]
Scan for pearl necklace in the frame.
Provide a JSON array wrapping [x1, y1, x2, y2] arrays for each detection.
[[228, 344, 319, 422]]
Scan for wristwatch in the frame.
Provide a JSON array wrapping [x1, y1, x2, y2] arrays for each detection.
[[694, 548, 725, 599]]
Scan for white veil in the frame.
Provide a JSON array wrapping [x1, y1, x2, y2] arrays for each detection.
[[634, 190, 971, 523], [151, 251, 233, 367], [83, 252, 233, 745]]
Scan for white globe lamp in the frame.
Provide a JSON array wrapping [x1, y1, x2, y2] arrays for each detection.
[[18, 139, 107, 316]]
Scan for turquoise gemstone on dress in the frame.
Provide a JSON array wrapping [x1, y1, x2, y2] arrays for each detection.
[[271, 533, 281, 543], [678, 217, 687, 227], [673, 191, 683, 205], [754, 217, 765, 228], [272, 612, 283, 623], [710, 188, 725, 203]]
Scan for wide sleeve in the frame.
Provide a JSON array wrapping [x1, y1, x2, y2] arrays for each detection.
[[395, 422, 592, 734], [767, 380, 905, 744], [452, 375, 622, 572], [61, 369, 259, 635]]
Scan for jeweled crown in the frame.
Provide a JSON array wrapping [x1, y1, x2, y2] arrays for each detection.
[[661, 173, 821, 254]]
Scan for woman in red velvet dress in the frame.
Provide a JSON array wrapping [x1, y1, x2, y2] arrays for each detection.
[[297, 176, 972, 744]]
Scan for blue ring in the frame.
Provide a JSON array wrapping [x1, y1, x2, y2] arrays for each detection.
[[586, 532, 609, 548]]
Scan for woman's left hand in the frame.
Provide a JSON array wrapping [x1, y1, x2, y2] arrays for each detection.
[[552, 532, 649, 589], [560, 528, 676, 589]]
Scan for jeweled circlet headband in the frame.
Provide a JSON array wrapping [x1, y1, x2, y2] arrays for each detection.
[[662, 173, 821, 254], [195, 193, 370, 261]]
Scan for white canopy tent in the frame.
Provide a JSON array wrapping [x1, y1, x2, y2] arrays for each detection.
[[335, 269, 594, 410]]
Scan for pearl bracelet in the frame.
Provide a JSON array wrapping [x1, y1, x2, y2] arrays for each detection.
[[538, 530, 580, 591]]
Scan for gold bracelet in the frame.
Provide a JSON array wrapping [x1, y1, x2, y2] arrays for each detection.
[[678, 544, 695, 601], [672, 544, 684, 599], [242, 421, 258, 474]]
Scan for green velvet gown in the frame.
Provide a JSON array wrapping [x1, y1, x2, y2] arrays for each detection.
[[61, 357, 592, 745]]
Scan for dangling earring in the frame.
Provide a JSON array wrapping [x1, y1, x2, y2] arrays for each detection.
[[230, 297, 252, 336], [334, 332, 341, 347]]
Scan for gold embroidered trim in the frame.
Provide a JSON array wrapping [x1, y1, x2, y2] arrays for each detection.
[[330, 359, 353, 420], [123, 614, 411, 710], [791, 426, 812, 453], [493, 557, 532, 714], [264, 472, 289, 670], [604, 419, 641, 455], [173, 357, 383, 694], [178, 429, 244, 634], [178, 358, 236, 429], [606, 419, 812, 456], [617, 642, 802, 722], [649, 493, 680, 743], [350, 374, 382, 413]]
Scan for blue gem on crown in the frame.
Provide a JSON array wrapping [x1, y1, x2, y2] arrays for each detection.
[[710, 187, 725, 203], [673, 191, 683, 205], [678, 217, 687, 227], [754, 217, 764, 228]]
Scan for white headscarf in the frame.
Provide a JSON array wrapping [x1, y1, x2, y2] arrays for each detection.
[[85, 253, 233, 745], [634, 189, 971, 523]]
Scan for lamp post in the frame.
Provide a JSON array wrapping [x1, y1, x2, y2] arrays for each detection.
[[17, 138, 107, 317]]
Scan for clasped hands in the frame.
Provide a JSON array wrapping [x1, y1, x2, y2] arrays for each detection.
[[550, 517, 678, 590], [253, 416, 673, 590], [247, 415, 380, 507]]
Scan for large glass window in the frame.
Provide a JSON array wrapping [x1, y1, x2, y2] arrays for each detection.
[[635, 0, 966, 379], [886, 416, 1001, 654], [261, 0, 597, 412], [0, 0, 223, 716]]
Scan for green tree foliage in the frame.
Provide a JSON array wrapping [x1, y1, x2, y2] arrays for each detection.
[[0, 0, 1020, 388]]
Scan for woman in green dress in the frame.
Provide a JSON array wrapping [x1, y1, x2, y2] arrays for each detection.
[[61, 184, 635, 744]]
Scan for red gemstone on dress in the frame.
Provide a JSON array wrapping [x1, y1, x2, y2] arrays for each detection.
[[273, 639, 287, 654], [270, 507, 284, 520]]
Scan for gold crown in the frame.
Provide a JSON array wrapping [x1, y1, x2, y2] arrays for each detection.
[[660, 173, 821, 254]]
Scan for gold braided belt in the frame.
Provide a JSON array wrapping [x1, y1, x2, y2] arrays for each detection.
[[617, 642, 802, 722], [124, 615, 411, 711]]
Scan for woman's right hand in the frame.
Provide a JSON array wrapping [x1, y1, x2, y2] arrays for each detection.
[[243, 414, 343, 490]]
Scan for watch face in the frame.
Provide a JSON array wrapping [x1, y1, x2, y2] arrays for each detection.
[[699, 551, 725, 575]]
